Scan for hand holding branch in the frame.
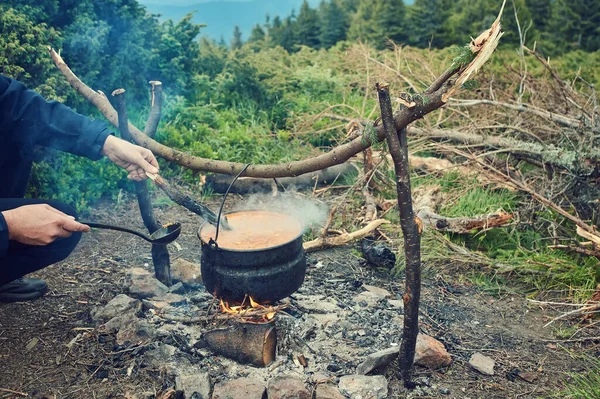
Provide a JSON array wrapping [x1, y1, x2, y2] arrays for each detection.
[[101, 135, 159, 181]]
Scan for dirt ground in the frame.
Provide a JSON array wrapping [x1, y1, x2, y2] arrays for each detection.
[[0, 194, 596, 399]]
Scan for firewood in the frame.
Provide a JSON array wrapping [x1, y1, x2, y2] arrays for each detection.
[[197, 321, 277, 367], [303, 219, 390, 252]]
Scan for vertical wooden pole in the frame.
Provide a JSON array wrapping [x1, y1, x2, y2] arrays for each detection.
[[376, 83, 422, 387]]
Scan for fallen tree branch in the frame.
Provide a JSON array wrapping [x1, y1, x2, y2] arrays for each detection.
[[49, 47, 467, 178], [303, 219, 390, 252], [414, 186, 513, 233], [449, 98, 598, 133], [450, 147, 600, 240]]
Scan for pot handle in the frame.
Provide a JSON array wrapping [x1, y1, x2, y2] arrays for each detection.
[[214, 163, 251, 241]]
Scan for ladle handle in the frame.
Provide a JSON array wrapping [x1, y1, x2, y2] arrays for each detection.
[[145, 172, 229, 229], [81, 222, 153, 243]]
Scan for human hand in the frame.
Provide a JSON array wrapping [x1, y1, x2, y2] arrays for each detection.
[[101, 135, 159, 181], [1, 204, 90, 246]]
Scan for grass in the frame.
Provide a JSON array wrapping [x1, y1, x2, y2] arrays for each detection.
[[554, 356, 600, 399]]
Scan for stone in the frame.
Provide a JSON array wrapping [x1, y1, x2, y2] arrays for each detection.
[[353, 291, 386, 308], [168, 282, 187, 295], [154, 293, 187, 306], [174, 364, 211, 399], [469, 352, 495, 376], [315, 384, 345, 399], [293, 294, 339, 313], [338, 375, 388, 399], [171, 258, 202, 286], [518, 371, 539, 383], [116, 319, 157, 346], [362, 285, 392, 298], [91, 294, 141, 323], [414, 334, 452, 368], [101, 309, 140, 333], [267, 375, 311, 399], [356, 346, 398, 375], [128, 268, 169, 299], [212, 377, 266, 399], [387, 299, 404, 310], [144, 344, 177, 368]]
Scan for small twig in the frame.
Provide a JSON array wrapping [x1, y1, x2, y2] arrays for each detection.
[[0, 388, 28, 397]]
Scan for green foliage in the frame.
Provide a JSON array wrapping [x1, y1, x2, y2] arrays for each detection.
[[231, 25, 243, 50], [296, 0, 321, 49], [348, 0, 407, 49], [27, 151, 130, 214], [319, 0, 349, 49], [441, 187, 517, 217], [0, 6, 66, 97], [407, 0, 453, 48], [555, 356, 600, 399]]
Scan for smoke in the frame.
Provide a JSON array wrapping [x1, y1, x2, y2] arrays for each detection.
[[235, 191, 329, 232]]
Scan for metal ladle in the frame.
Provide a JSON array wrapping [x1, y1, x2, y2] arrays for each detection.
[[81, 221, 182, 245]]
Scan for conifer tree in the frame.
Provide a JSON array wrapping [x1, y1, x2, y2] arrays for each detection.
[[296, 0, 321, 48], [269, 15, 284, 47], [407, 0, 452, 48], [320, 0, 349, 48], [348, 0, 407, 49], [550, 0, 600, 53], [280, 15, 297, 52], [525, 0, 551, 32], [248, 24, 266, 43], [231, 25, 243, 50]]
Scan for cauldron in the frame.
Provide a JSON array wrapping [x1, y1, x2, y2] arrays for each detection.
[[198, 210, 307, 303]]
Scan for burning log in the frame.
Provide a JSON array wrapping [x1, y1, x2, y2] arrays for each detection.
[[197, 320, 277, 367]]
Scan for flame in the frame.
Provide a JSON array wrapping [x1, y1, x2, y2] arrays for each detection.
[[220, 296, 278, 322]]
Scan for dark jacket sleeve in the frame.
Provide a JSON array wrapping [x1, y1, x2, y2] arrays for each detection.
[[0, 75, 111, 160], [0, 213, 8, 257]]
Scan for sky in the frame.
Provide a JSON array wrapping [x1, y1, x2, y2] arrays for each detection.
[[138, 0, 322, 41]]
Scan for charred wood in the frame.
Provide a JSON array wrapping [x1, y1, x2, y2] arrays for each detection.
[[112, 89, 172, 286], [196, 321, 277, 367]]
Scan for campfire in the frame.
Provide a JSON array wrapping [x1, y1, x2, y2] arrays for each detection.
[[219, 295, 281, 324], [195, 295, 285, 368]]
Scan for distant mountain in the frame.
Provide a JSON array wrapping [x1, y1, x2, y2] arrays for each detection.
[[139, 0, 322, 42]]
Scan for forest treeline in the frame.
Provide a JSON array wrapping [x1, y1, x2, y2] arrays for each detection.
[[2, 0, 599, 106], [1, 0, 599, 210], [242, 0, 600, 55]]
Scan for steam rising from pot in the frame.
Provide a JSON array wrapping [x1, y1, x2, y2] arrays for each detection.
[[236, 192, 329, 232]]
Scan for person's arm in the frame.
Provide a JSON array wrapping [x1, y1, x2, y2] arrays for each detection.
[[0, 213, 8, 257], [0, 75, 110, 160]]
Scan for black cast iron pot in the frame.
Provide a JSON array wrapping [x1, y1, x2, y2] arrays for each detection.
[[198, 211, 307, 303]]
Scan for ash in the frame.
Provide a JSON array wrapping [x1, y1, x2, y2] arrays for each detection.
[[92, 250, 447, 398]]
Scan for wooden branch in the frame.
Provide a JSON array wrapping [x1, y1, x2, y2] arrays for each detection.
[[548, 244, 600, 258], [328, 112, 599, 173], [377, 83, 421, 387], [205, 164, 356, 194], [144, 81, 163, 138], [49, 47, 460, 178], [449, 99, 598, 133], [145, 173, 223, 227], [197, 321, 277, 367], [451, 147, 600, 239], [303, 219, 390, 252], [112, 89, 172, 286], [413, 185, 513, 233], [409, 126, 600, 173]]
